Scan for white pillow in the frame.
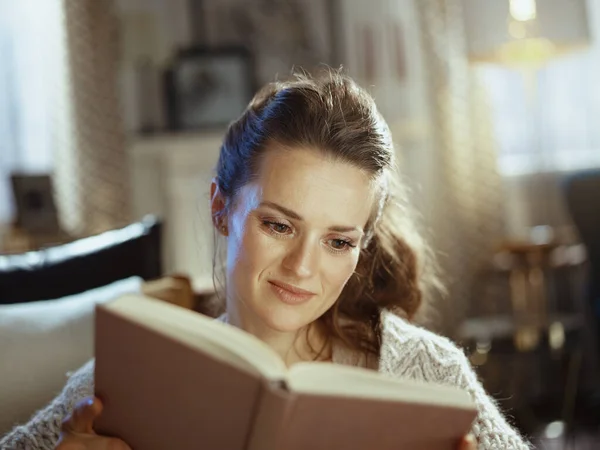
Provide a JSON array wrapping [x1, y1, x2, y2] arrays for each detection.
[[0, 276, 143, 435]]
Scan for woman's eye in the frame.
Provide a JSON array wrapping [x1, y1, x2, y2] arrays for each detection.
[[264, 221, 291, 234], [330, 239, 355, 251]]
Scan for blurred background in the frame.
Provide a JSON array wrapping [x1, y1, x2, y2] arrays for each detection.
[[1, 0, 600, 447]]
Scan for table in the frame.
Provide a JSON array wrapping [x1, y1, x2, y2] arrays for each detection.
[[0, 224, 75, 254]]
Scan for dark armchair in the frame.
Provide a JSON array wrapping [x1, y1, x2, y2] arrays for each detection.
[[0, 215, 163, 304], [563, 169, 600, 320]]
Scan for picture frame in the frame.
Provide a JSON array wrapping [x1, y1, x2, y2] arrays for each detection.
[[10, 174, 61, 234], [163, 46, 256, 130]]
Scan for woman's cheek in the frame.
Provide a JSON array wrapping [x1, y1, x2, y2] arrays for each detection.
[[245, 224, 282, 267], [326, 253, 359, 295]]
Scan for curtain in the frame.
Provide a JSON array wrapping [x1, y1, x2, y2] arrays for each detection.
[[55, 0, 131, 235], [415, 0, 505, 334], [0, 0, 131, 235]]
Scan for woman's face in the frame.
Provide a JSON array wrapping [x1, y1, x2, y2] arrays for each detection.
[[216, 147, 376, 333]]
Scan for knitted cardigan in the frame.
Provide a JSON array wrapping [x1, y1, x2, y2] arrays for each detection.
[[1, 310, 531, 449]]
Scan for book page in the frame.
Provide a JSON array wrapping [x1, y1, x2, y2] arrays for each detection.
[[101, 295, 287, 380], [287, 362, 475, 410]]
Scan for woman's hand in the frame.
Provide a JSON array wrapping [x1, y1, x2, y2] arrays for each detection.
[[56, 397, 131, 450], [459, 434, 477, 449]]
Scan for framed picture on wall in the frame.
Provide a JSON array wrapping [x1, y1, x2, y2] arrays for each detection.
[[10, 174, 61, 234], [188, 0, 338, 85], [163, 46, 256, 130]]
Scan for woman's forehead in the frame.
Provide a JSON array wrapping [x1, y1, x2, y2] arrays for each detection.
[[240, 148, 377, 228]]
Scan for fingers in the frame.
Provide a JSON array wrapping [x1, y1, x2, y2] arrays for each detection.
[[58, 397, 132, 450], [459, 434, 477, 450], [56, 433, 132, 450], [62, 396, 103, 435], [103, 437, 132, 450]]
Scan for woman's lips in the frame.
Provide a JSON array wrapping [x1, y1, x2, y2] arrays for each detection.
[[268, 281, 315, 305]]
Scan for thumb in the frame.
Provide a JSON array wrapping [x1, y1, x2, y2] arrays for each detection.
[[62, 397, 103, 435], [459, 434, 477, 450]]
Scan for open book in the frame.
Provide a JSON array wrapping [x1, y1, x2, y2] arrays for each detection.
[[94, 295, 477, 450]]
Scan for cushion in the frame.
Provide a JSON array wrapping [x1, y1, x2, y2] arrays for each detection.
[[0, 276, 142, 435]]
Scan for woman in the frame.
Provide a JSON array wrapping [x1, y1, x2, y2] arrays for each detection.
[[1, 72, 530, 449]]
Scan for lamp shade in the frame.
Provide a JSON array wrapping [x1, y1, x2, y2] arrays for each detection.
[[461, 0, 590, 66]]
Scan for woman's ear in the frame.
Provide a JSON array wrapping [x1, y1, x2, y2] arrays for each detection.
[[210, 178, 228, 236]]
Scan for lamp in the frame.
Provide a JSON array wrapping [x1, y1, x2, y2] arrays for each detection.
[[462, 0, 590, 69]]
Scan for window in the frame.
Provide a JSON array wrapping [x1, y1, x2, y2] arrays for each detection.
[[478, 22, 600, 176], [0, 0, 62, 223]]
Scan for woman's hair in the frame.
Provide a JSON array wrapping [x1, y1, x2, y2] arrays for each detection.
[[212, 70, 442, 357]]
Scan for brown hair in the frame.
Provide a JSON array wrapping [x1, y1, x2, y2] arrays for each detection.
[[212, 70, 441, 357]]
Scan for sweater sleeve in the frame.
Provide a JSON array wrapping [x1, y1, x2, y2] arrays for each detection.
[[444, 348, 532, 449], [0, 359, 95, 450]]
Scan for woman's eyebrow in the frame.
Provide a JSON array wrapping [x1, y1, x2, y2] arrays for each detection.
[[259, 201, 363, 234], [260, 201, 302, 220]]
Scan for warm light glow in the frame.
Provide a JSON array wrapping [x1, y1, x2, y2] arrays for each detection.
[[498, 38, 556, 67], [508, 21, 527, 39], [509, 0, 537, 22], [548, 322, 565, 350]]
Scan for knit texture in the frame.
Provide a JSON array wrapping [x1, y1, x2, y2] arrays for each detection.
[[0, 359, 94, 450], [1, 311, 531, 449], [377, 310, 531, 449]]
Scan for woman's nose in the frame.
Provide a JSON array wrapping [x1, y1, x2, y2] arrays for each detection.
[[282, 238, 319, 278]]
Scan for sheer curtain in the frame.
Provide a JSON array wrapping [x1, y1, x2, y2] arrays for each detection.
[[0, 0, 63, 224], [415, 0, 506, 332]]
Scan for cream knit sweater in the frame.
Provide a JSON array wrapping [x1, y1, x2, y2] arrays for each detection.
[[1, 310, 531, 449]]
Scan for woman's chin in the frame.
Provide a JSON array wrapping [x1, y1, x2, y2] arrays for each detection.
[[260, 307, 312, 333]]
